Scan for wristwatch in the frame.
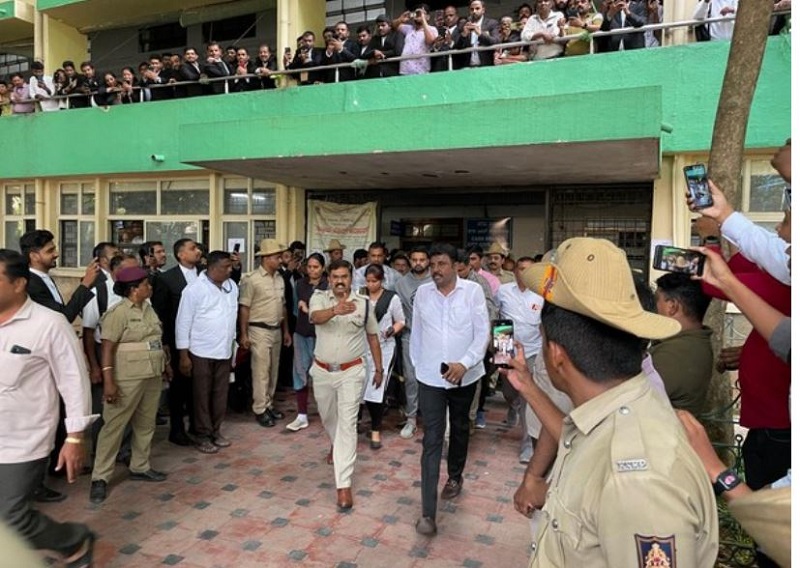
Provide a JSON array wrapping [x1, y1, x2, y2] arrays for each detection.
[[713, 468, 742, 496]]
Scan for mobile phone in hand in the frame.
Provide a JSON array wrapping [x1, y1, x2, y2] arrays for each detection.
[[684, 164, 713, 209], [233, 242, 241, 254], [492, 319, 515, 368], [653, 245, 705, 277], [440, 362, 449, 375]]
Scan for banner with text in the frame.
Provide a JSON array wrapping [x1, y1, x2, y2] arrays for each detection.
[[307, 200, 377, 261]]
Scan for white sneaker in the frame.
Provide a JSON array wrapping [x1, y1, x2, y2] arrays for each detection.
[[400, 421, 417, 439], [286, 416, 309, 432]]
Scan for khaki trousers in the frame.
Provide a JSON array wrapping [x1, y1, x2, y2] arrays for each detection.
[[92, 376, 161, 481], [311, 362, 364, 489], [250, 326, 283, 415]]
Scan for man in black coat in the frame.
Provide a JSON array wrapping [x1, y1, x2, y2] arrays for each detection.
[[286, 31, 326, 85], [202, 42, 233, 95], [454, 0, 500, 68], [364, 15, 405, 79], [178, 47, 205, 98], [151, 238, 203, 446], [598, 0, 647, 51], [19, 229, 99, 503]]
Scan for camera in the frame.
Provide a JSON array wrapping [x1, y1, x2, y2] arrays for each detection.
[[414, 9, 423, 17]]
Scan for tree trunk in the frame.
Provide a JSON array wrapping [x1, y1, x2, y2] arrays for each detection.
[[702, 1, 775, 456]]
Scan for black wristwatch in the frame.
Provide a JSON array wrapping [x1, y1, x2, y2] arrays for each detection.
[[713, 468, 742, 496]]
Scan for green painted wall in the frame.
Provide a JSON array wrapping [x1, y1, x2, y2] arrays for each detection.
[[0, 1, 17, 20], [37, 0, 85, 10], [0, 37, 790, 180]]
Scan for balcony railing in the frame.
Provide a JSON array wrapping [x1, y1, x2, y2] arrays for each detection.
[[0, 11, 788, 113]]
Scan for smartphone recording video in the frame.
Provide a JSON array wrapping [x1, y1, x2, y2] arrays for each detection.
[[492, 319, 515, 368], [684, 164, 713, 209], [653, 245, 705, 277]]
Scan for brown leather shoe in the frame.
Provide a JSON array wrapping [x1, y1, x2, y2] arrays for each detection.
[[336, 488, 353, 511]]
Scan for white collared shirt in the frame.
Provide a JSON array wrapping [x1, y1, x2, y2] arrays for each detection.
[[179, 263, 199, 286], [82, 269, 123, 344], [0, 299, 97, 462], [30, 268, 62, 304], [410, 277, 490, 388], [470, 16, 485, 66], [721, 211, 791, 286], [175, 272, 238, 360], [521, 11, 565, 60], [497, 281, 544, 355]]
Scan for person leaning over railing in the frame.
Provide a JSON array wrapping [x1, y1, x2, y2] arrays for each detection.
[[563, 0, 603, 56], [28, 62, 59, 113], [521, 0, 566, 60], [598, 0, 647, 51], [9, 74, 35, 115]]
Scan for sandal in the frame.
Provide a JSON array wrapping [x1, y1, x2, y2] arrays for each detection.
[[65, 531, 96, 568]]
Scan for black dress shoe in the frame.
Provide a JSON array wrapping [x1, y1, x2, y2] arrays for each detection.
[[267, 408, 284, 420], [256, 412, 275, 428], [89, 480, 107, 504], [33, 484, 67, 503], [168, 432, 193, 446], [129, 469, 168, 482], [156, 415, 168, 426]]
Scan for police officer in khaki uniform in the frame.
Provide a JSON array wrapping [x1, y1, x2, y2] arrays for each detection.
[[502, 238, 718, 567], [239, 239, 292, 427], [486, 242, 515, 284], [90, 266, 171, 503], [309, 259, 382, 512]]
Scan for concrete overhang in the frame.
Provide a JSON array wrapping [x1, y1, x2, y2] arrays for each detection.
[[36, 0, 271, 33], [0, 1, 34, 48], [181, 86, 663, 190]]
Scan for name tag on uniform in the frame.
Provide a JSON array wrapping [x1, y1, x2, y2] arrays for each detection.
[[616, 459, 648, 472]]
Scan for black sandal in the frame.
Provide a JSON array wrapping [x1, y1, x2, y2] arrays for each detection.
[[65, 531, 96, 568]]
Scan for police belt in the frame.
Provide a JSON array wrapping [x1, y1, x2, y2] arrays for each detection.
[[314, 357, 363, 373], [116, 340, 163, 352], [249, 322, 281, 330]]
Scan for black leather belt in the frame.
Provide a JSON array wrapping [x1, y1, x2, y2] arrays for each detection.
[[249, 322, 281, 330]]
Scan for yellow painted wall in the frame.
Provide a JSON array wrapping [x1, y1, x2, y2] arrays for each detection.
[[42, 14, 87, 74], [278, 0, 326, 53]]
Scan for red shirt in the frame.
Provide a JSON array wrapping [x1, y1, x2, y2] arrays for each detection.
[[702, 253, 791, 429]]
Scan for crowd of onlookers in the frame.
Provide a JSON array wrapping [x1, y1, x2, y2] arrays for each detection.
[[1, 0, 790, 114]]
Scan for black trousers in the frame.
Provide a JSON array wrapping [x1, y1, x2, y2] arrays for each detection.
[[0, 458, 89, 556], [743, 427, 791, 568], [418, 380, 477, 519], [168, 357, 195, 436]]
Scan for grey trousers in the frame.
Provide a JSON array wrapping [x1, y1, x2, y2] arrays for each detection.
[[401, 333, 419, 419], [0, 457, 89, 556]]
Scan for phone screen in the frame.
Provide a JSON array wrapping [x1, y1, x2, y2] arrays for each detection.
[[492, 320, 515, 368], [653, 245, 705, 277], [684, 164, 713, 209]]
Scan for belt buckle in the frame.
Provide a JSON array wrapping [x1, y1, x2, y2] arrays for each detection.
[[148, 340, 162, 351], [329, 362, 341, 372]]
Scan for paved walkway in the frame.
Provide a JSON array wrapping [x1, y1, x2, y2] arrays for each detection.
[[41, 390, 532, 567]]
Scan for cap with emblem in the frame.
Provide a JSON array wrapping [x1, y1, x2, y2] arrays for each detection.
[[254, 239, 287, 257], [521, 237, 680, 340]]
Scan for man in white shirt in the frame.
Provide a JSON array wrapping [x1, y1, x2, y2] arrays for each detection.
[[176, 251, 238, 454], [352, 242, 402, 291], [693, 0, 737, 41], [0, 249, 97, 565], [28, 62, 59, 112], [521, 0, 565, 60], [410, 243, 489, 536], [496, 256, 544, 463]]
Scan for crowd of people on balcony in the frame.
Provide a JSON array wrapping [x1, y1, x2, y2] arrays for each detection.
[[0, 0, 789, 115]]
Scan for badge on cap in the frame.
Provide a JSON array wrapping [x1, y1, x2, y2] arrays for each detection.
[[541, 265, 558, 300], [635, 535, 675, 567]]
